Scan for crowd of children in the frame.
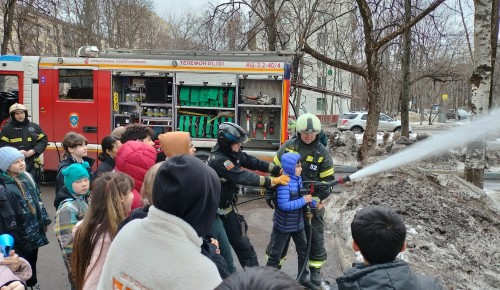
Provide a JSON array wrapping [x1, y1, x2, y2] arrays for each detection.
[[0, 120, 444, 290]]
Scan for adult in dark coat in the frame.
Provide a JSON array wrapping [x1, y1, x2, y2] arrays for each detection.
[[0, 103, 48, 176], [208, 122, 289, 268]]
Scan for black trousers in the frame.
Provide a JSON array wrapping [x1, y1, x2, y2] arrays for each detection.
[[266, 227, 308, 280], [17, 248, 38, 286], [268, 207, 328, 268], [219, 210, 259, 267]]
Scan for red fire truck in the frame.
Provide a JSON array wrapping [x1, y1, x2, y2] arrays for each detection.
[[0, 48, 297, 177]]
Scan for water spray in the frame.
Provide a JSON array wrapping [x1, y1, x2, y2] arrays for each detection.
[[349, 109, 500, 181]]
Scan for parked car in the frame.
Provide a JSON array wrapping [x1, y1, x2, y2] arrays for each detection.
[[337, 111, 412, 133], [446, 108, 470, 120]]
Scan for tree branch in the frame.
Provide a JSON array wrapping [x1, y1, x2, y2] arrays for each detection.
[[302, 42, 368, 79], [374, 0, 445, 50]]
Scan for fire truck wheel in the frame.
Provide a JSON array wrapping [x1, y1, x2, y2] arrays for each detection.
[[195, 151, 211, 164]]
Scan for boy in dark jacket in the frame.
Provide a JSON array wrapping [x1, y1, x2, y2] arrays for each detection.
[[265, 152, 315, 289], [333, 205, 443, 290]]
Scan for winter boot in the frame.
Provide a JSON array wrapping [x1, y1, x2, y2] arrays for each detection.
[[299, 279, 320, 290], [29, 284, 41, 290], [310, 267, 322, 286]]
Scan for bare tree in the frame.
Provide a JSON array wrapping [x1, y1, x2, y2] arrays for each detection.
[[399, 0, 411, 137], [464, 0, 498, 187], [304, 0, 445, 162], [1, 0, 17, 54]]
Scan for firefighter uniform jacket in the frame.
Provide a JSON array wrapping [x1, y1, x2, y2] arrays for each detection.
[[209, 144, 281, 209], [0, 120, 48, 172], [273, 137, 334, 200]]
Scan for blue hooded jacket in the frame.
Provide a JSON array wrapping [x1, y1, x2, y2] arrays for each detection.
[[273, 152, 306, 233]]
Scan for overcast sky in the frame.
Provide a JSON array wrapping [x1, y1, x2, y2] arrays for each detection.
[[152, 0, 213, 17]]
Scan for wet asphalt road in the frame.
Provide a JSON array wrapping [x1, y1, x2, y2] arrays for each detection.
[[37, 183, 345, 289]]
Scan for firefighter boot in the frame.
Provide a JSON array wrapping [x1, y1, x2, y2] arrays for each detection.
[[310, 267, 322, 286], [299, 279, 320, 290]]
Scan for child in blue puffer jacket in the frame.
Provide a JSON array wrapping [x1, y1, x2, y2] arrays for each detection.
[[265, 152, 316, 289]]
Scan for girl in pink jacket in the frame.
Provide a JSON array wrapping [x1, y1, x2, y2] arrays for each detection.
[[71, 173, 134, 290], [0, 250, 32, 289]]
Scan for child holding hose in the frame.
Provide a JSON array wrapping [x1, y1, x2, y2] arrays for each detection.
[[265, 152, 317, 290]]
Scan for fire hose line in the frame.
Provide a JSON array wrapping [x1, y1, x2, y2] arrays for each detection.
[[234, 176, 351, 286]]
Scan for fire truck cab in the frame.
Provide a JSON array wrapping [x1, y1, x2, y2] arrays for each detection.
[[0, 49, 297, 176]]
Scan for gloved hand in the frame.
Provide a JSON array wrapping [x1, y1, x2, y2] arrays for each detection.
[[265, 188, 276, 209], [271, 174, 290, 187]]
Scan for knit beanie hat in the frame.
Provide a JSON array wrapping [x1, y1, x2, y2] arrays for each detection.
[[0, 147, 24, 172], [62, 162, 90, 195], [153, 154, 221, 237], [158, 131, 191, 157]]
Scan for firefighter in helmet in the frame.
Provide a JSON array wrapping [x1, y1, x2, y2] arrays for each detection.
[[208, 122, 290, 268], [266, 113, 335, 288], [0, 103, 48, 180]]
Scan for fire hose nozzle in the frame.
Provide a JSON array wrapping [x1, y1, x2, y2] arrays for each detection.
[[337, 175, 351, 184]]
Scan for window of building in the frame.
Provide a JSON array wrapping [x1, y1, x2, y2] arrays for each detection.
[[59, 69, 94, 100], [316, 98, 326, 111]]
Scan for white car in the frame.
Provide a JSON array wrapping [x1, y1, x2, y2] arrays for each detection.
[[337, 111, 411, 133]]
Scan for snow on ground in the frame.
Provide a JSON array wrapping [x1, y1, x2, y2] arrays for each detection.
[[322, 129, 500, 289], [326, 167, 500, 289]]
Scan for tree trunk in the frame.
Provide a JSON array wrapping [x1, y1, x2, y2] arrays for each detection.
[[465, 0, 493, 188], [489, 0, 499, 108], [465, 139, 486, 189], [358, 51, 381, 162], [400, 0, 411, 137], [266, 0, 277, 51], [1, 0, 17, 55]]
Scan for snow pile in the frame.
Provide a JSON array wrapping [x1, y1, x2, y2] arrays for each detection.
[[326, 166, 500, 289], [329, 130, 500, 171]]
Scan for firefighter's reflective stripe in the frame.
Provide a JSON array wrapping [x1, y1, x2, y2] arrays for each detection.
[[217, 206, 233, 216], [265, 254, 287, 266], [37, 133, 45, 140], [306, 156, 324, 163], [4, 137, 24, 143], [259, 176, 266, 186], [274, 155, 282, 166], [308, 260, 325, 268], [274, 148, 299, 166], [319, 168, 334, 178]]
